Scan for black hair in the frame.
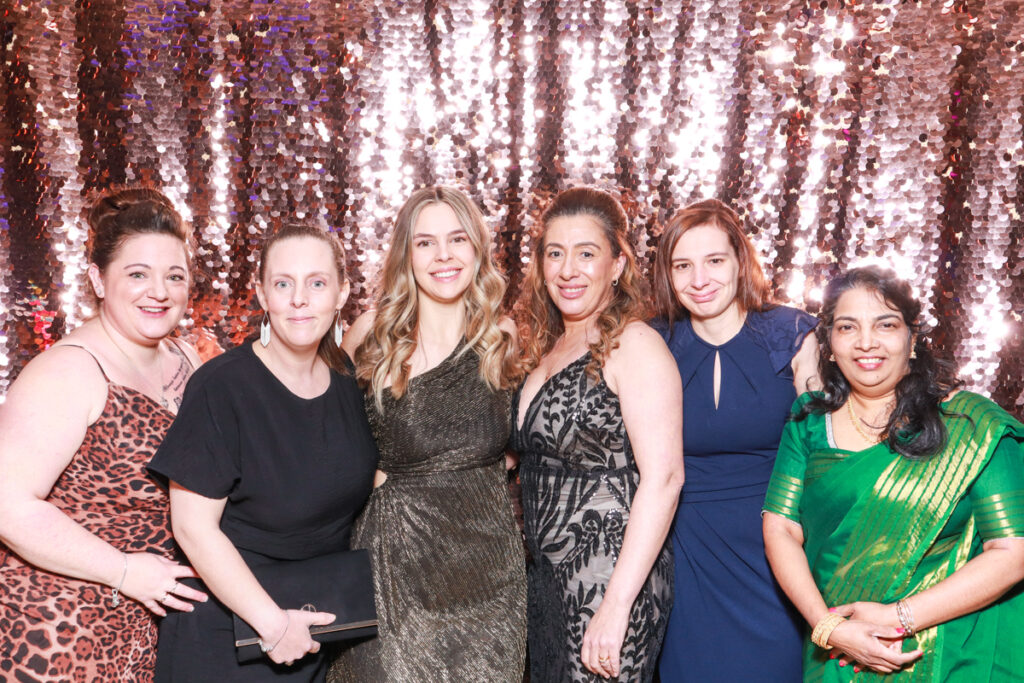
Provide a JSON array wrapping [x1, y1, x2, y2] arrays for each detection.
[[795, 265, 962, 458]]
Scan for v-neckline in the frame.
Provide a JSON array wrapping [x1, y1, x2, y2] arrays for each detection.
[[515, 352, 590, 433]]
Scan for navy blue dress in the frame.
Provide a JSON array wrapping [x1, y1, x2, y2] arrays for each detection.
[[656, 307, 815, 683]]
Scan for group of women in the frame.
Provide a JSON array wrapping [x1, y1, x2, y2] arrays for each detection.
[[0, 183, 1021, 683]]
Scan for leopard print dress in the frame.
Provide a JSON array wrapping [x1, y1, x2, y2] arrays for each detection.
[[0, 360, 177, 682]]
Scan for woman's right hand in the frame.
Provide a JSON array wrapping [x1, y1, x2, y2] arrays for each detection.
[[827, 619, 922, 674], [119, 552, 208, 616], [259, 609, 337, 666]]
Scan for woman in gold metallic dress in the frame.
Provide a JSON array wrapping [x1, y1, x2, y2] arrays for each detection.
[[328, 186, 526, 682]]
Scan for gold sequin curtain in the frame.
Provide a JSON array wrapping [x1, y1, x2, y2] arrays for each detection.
[[1, 1, 1022, 416]]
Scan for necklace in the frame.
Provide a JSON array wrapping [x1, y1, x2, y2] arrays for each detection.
[[99, 317, 169, 409], [846, 399, 885, 445]]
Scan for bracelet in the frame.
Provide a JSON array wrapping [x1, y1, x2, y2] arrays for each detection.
[[811, 613, 846, 649], [259, 614, 290, 655], [896, 598, 917, 636], [111, 553, 128, 607]]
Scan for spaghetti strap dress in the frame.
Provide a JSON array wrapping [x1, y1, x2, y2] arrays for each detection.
[[0, 343, 191, 682], [512, 352, 673, 683], [656, 306, 816, 683], [329, 346, 527, 683]]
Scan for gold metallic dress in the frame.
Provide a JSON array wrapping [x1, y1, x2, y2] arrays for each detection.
[[329, 347, 527, 682]]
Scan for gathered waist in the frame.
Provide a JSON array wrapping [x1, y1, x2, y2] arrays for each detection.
[[379, 455, 504, 478]]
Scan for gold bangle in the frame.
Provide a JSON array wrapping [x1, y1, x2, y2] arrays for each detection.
[[811, 613, 846, 649]]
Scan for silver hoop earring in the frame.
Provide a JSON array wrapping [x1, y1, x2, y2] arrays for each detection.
[[333, 310, 344, 346], [612, 278, 619, 287], [259, 313, 271, 347]]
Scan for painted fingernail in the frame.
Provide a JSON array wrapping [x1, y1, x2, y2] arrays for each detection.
[[896, 627, 905, 634], [829, 607, 838, 613], [854, 666, 861, 673], [829, 653, 838, 659], [839, 661, 847, 667]]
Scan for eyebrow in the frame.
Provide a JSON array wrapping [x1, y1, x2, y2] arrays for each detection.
[[833, 313, 903, 322], [671, 251, 730, 262], [271, 271, 333, 279], [122, 263, 186, 271], [545, 241, 603, 250], [413, 229, 469, 239]]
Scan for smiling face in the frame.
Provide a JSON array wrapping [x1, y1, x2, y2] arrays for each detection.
[[669, 224, 741, 324], [829, 286, 914, 399], [541, 214, 625, 326], [89, 233, 190, 345], [256, 235, 349, 353], [410, 202, 478, 306]]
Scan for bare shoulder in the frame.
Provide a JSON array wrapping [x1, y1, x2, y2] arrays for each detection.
[[342, 309, 377, 357], [2, 343, 107, 418], [604, 321, 676, 392], [614, 320, 671, 357]]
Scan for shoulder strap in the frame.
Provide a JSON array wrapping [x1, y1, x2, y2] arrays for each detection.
[[167, 337, 197, 371], [59, 344, 112, 382]]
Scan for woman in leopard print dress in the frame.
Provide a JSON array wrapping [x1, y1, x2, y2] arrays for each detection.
[[0, 189, 206, 682]]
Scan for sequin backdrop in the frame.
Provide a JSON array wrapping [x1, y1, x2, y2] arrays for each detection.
[[1, 1, 1022, 414]]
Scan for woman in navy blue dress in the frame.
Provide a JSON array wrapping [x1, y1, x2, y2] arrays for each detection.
[[652, 199, 819, 682]]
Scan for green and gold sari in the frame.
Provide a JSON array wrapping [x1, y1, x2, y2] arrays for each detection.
[[765, 391, 1024, 682]]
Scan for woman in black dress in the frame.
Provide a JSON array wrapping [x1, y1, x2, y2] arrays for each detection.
[[148, 225, 377, 681], [513, 188, 683, 682]]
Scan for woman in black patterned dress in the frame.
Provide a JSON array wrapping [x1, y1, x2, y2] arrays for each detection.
[[512, 187, 684, 682]]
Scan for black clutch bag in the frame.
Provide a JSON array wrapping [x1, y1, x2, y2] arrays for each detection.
[[233, 548, 378, 663]]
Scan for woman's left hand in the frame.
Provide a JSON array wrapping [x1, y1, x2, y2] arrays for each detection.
[[580, 599, 629, 679], [831, 601, 899, 629]]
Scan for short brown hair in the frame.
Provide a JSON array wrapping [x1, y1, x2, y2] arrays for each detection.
[[652, 198, 770, 328]]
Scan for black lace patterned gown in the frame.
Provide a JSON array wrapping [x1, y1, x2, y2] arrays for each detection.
[[329, 347, 527, 683], [512, 353, 673, 683]]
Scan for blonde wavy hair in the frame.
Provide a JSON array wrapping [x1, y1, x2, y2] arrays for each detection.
[[520, 187, 650, 377], [355, 186, 522, 410]]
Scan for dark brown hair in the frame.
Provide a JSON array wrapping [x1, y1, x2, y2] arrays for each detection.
[[87, 187, 191, 271], [520, 187, 649, 376], [257, 224, 349, 373], [652, 198, 771, 328]]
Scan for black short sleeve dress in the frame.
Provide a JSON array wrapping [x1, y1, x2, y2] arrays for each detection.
[[147, 343, 378, 682]]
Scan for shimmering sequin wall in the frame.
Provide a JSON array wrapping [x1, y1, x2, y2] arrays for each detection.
[[1, 1, 1022, 414]]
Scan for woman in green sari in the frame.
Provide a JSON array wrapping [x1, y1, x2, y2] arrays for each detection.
[[763, 266, 1024, 682]]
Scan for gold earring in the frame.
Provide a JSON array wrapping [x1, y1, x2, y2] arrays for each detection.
[[828, 353, 835, 362], [910, 349, 917, 360]]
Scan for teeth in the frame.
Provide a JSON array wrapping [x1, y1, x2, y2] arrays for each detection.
[[562, 287, 585, 294], [433, 269, 459, 278], [141, 307, 165, 313]]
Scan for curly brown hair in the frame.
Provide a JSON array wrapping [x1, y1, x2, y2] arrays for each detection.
[[519, 187, 650, 377]]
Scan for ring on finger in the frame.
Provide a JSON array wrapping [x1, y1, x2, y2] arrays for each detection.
[[161, 592, 171, 603], [598, 655, 610, 663]]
